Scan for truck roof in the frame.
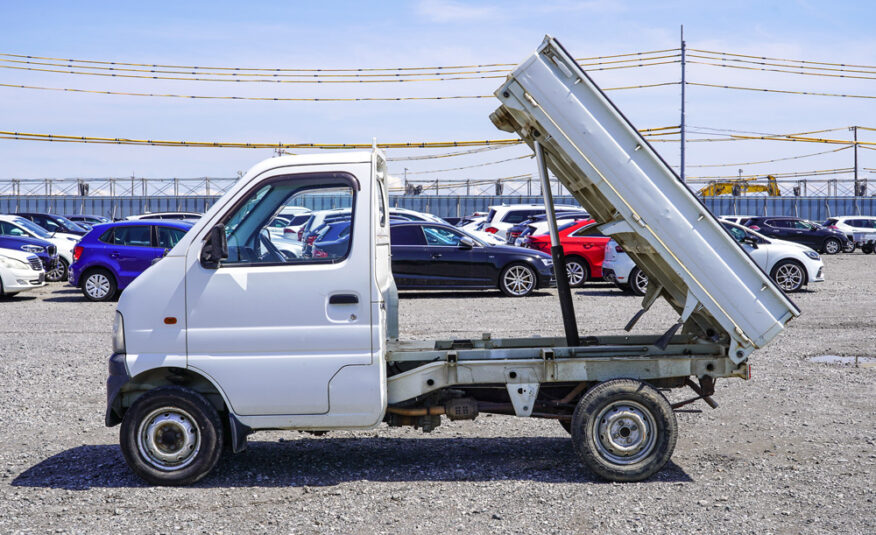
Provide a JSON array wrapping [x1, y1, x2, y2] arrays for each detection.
[[491, 36, 799, 362]]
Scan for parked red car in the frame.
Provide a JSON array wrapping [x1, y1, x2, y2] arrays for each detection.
[[523, 219, 609, 287]]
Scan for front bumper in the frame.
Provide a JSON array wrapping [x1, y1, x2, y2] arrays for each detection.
[[105, 353, 130, 426], [0, 267, 45, 293]]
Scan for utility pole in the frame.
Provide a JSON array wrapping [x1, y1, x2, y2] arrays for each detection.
[[851, 126, 859, 195], [680, 25, 686, 183]]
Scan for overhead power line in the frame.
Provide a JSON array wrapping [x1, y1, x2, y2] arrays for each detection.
[[687, 59, 876, 81], [687, 82, 876, 100], [688, 48, 876, 71], [686, 146, 852, 168]]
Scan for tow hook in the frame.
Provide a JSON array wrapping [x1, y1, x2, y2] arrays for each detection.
[[671, 376, 718, 410]]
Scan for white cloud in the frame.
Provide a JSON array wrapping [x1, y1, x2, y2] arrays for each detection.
[[416, 0, 499, 23]]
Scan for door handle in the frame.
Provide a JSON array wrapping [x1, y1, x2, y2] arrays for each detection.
[[329, 294, 358, 304], [110, 252, 120, 258], [432, 253, 442, 259]]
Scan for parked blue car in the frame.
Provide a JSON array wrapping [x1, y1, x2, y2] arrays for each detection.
[[311, 220, 352, 259], [69, 220, 193, 301], [0, 235, 59, 273]]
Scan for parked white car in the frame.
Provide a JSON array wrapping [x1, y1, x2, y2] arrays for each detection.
[[483, 203, 579, 239], [603, 221, 824, 294], [823, 216, 876, 251], [0, 215, 77, 281], [277, 207, 313, 239], [0, 248, 46, 296], [389, 207, 445, 224], [718, 215, 755, 225]]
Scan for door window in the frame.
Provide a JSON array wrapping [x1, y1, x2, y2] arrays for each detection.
[[570, 222, 604, 237], [157, 226, 187, 249], [221, 177, 355, 266], [0, 221, 26, 236], [390, 225, 426, 245], [423, 226, 465, 246], [792, 220, 814, 230], [113, 226, 153, 247]]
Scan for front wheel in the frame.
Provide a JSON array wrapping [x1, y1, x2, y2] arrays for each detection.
[[499, 263, 537, 297], [770, 260, 806, 292], [862, 244, 875, 254], [843, 240, 856, 253], [564, 257, 588, 288], [120, 386, 224, 486], [45, 257, 68, 282], [823, 238, 841, 255], [570, 379, 677, 482]]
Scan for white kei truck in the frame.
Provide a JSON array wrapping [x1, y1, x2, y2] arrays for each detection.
[[105, 37, 799, 485]]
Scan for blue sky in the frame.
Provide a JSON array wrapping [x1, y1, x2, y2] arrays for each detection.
[[1, 1, 873, 188]]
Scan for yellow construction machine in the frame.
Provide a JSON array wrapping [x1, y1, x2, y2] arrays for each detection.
[[698, 175, 781, 197]]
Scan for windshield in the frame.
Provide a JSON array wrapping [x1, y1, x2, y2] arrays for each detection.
[[14, 217, 52, 238], [55, 215, 87, 232]]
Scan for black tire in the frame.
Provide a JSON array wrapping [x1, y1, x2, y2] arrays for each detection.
[[862, 244, 875, 255], [499, 263, 537, 297], [770, 259, 806, 292], [120, 386, 224, 486], [843, 240, 856, 253], [570, 379, 677, 482], [822, 238, 841, 255], [81, 268, 118, 302], [564, 256, 588, 288], [45, 257, 68, 282], [628, 267, 649, 296]]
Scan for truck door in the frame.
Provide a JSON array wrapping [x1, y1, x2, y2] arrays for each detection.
[[184, 170, 373, 416]]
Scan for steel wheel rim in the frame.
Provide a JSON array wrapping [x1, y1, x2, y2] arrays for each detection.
[[565, 261, 585, 286], [137, 407, 200, 471], [634, 270, 649, 294], [85, 273, 110, 299], [825, 240, 839, 254], [592, 400, 657, 465], [503, 265, 535, 296], [775, 263, 803, 291]]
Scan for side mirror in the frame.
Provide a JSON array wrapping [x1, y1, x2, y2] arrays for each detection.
[[200, 223, 228, 269], [741, 236, 759, 248], [458, 236, 475, 249]]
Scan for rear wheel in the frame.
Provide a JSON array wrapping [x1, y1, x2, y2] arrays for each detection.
[[770, 260, 806, 292], [45, 257, 68, 282], [862, 244, 875, 254], [82, 269, 117, 302], [843, 240, 856, 253], [823, 238, 841, 255], [499, 263, 537, 297], [570, 379, 677, 482], [628, 267, 649, 296], [120, 386, 224, 486], [564, 257, 588, 288]]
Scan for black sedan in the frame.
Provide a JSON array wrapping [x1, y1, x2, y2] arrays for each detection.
[[390, 221, 554, 297], [743, 216, 849, 255], [14, 212, 89, 236]]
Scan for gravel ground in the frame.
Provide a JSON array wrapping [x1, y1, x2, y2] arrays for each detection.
[[0, 253, 873, 534]]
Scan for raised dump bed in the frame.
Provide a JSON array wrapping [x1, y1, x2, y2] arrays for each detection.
[[490, 36, 800, 363]]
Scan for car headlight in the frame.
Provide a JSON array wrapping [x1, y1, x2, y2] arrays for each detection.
[[539, 257, 554, 267], [804, 251, 820, 260], [0, 255, 29, 269], [112, 312, 126, 354], [20, 244, 44, 253]]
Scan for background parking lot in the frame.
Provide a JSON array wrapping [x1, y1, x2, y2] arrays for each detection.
[[1, 254, 873, 534]]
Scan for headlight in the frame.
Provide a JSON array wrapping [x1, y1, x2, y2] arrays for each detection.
[[804, 251, 820, 260], [539, 257, 554, 267], [112, 312, 126, 354], [20, 244, 44, 253], [0, 255, 29, 269]]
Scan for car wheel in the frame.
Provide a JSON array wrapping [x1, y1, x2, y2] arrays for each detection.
[[499, 263, 537, 297], [770, 260, 806, 292], [570, 379, 677, 482], [862, 244, 875, 255], [45, 257, 68, 282], [82, 269, 117, 302], [823, 238, 841, 255], [843, 240, 856, 253], [564, 257, 588, 288], [120, 386, 224, 486], [629, 267, 648, 296]]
